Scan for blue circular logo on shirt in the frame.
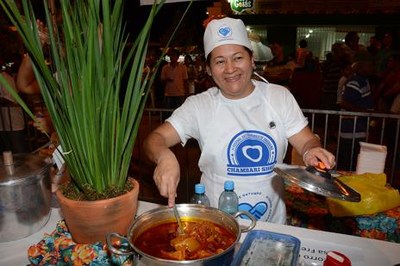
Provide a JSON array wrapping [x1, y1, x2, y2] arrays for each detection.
[[226, 130, 277, 176]]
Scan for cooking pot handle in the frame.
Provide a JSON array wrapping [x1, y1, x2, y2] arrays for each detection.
[[106, 232, 135, 256], [234, 210, 256, 232]]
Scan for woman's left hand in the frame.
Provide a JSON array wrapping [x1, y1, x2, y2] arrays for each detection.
[[303, 147, 336, 169]]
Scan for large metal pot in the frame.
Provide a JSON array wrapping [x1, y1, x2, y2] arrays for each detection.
[[107, 204, 256, 266], [0, 152, 51, 242]]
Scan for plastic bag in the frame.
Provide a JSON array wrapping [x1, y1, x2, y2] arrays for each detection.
[[327, 173, 400, 217]]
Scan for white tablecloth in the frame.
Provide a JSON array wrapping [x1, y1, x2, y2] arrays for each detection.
[[1, 201, 399, 266]]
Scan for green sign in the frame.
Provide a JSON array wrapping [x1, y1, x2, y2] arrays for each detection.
[[230, 0, 255, 14]]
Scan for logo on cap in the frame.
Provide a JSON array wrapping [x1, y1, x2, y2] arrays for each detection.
[[217, 25, 232, 39]]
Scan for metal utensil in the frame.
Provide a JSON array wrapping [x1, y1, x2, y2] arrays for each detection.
[[274, 165, 361, 202], [172, 204, 185, 234]]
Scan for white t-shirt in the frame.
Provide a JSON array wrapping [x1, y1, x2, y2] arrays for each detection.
[[167, 80, 308, 224]]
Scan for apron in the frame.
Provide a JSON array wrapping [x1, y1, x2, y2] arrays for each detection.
[[198, 87, 287, 224]]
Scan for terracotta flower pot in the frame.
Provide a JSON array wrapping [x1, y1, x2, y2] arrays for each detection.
[[56, 178, 140, 244]]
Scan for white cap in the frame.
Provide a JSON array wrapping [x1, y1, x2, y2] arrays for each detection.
[[203, 17, 252, 59]]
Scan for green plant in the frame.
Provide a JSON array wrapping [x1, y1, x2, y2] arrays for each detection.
[[0, 0, 191, 200]]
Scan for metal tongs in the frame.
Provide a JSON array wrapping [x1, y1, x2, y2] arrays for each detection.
[[172, 205, 185, 235]]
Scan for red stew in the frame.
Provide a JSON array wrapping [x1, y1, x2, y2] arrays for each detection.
[[133, 220, 236, 261]]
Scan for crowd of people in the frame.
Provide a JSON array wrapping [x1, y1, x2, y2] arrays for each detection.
[[144, 48, 215, 109], [147, 38, 318, 109], [321, 31, 400, 113], [150, 30, 400, 117]]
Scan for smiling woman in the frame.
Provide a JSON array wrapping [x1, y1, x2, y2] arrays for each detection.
[[143, 17, 336, 226]]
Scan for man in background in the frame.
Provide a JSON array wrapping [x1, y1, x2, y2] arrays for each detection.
[[160, 49, 188, 110]]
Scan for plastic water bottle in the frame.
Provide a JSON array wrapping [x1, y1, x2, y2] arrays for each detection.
[[218, 180, 239, 215], [190, 183, 210, 207]]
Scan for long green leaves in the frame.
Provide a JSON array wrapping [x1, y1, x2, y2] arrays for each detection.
[[0, 0, 169, 196]]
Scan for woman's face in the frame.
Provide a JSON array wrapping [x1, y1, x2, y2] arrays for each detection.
[[207, 44, 255, 99]]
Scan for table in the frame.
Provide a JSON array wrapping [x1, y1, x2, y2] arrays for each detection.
[[1, 201, 399, 266], [285, 183, 400, 243]]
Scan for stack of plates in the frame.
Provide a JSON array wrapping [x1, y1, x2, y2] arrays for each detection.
[[356, 142, 387, 174]]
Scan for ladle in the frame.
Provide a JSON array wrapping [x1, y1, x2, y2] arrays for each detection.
[[172, 205, 185, 234]]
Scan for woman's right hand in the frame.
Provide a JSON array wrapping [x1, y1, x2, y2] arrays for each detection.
[[143, 122, 183, 207], [153, 150, 181, 207]]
